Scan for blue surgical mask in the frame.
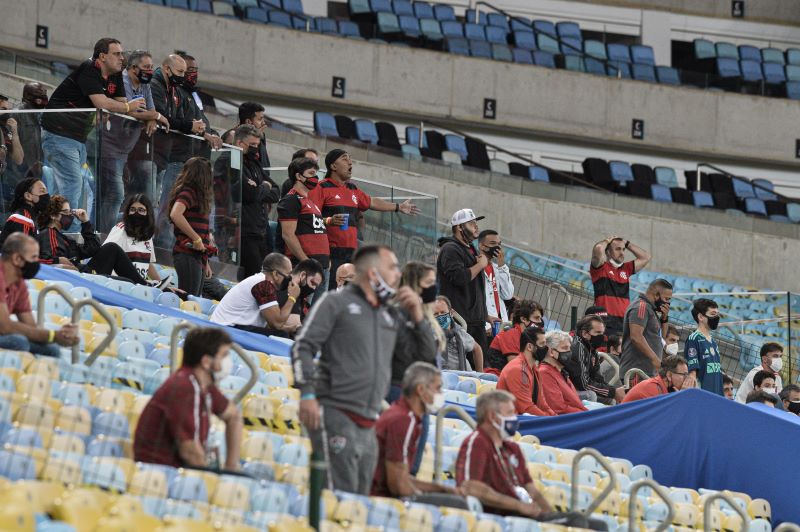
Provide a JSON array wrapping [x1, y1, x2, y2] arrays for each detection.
[[492, 414, 519, 440], [436, 314, 452, 330]]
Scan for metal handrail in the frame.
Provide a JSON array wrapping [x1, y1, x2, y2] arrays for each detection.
[[433, 404, 477, 483], [775, 524, 800, 532], [546, 282, 572, 320], [628, 479, 674, 532], [598, 352, 620, 386], [569, 448, 616, 515], [73, 299, 118, 366], [168, 322, 258, 404], [703, 492, 749, 532], [624, 368, 650, 388], [693, 162, 781, 200], [36, 284, 75, 327]]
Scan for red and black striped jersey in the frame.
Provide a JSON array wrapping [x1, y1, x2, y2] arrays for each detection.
[[307, 178, 371, 250], [172, 187, 210, 256], [277, 190, 330, 268], [590, 260, 635, 319]]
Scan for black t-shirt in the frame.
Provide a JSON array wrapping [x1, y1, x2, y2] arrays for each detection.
[[42, 60, 125, 142]]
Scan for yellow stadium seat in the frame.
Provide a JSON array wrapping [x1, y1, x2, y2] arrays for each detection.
[[0, 506, 35, 532], [1, 480, 64, 514], [241, 434, 275, 462], [474, 518, 503, 532], [55, 405, 92, 435], [518, 434, 540, 445], [545, 468, 570, 484], [618, 493, 643, 519], [129, 468, 168, 498], [93, 388, 134, 413], [0, 366, 20, 384], [16, 373, 50, 399], [270, 388, 300, 402], [49, 431, 86, 455], [332, 499, 368, 527], [41, 456, 83, 485], [14, 402, 56, 430], [180, 300, 202, 313], [92, 322, 111, 336], [441, 508, 476, 529], [556, 449, 577, 465], [156, 517, 215, 532], [526, 463, 549, 481], [87, 335, 118, 357], [96, 456, 136, 483], [95, 306, 123, 327], [208, 507, 247, 527], [268, 361, 293, 385], [672, 503, 699, 527], [79, 319, 96, 332], [241, 396, 275, 431], [724, 490, 751, 508], [610, 460, 631, 477], [51, 488, 111, 532], [29, 279, 46, 290], [274, 402, 301, 435], [703, 509, 725, 532], [250, 351, 271, 370], [267, 515, 314, 532], [543, 485, 568, 512], [277, 465, 309, 492], [47, 313, 70, 326], [211, 479, 251, 510], [95, 513, 161, 532], [748, 498, 771, 521], [596, 489, 621, 516], [400, 505, 434, 532], [25, 359, 59, 380], [723, 513, 745, 532], [105, 494, 145, 516], [476, 382, 496, 395]]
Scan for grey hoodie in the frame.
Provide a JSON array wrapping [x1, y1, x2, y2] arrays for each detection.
[[291, 284, 437, 420]]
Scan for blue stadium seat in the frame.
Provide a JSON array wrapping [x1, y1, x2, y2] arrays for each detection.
[[654, 167, 679, 187], [401, 145, 422, 160], [762, 62, 786, 84], [532, 20, 556, 37], [487, 13, 509, 31], [630, 44, 655, 65], [732, 178, 756, 199], [376, 12, 401, 37], [607, 61, 631, 78], [348, 0, 371, 15], [463, 9, 486, 25], [314, 17, 337, 33], [513, 31, 536, 50], [398, 15, 420, 38], [369, 0, 391, 13], [419, 18, 442, 41], [787, 203, 800, 223], [0, 450, 36, 480], [584, 40, 606, 60], [444, 135, 468, 161], [292, 15, 311, 29], [562, 55, 585, 72], [739, 59, 763, 82], [143, 0, 165, 4], [492, 44, 513, 62], [537, 34, 560, 55], [560, 37, 583, 56], [412, 1, 433, 19], [244, 6, 268, 22], [338, 20, 361, 37], [656, 66, 681, 85], [405, 126, 428, 148], [190, 0, 212, 12], [738, 45, 761, 62], [607, 43, 631, 63], [93, 411, 130, 439], [485, 26, 507, 44], [529, 167, 549, 182], [651, 184, 672, 202], [532, 50, 556, 69], [446, 37, 469, 55], [556, 21, 581, 39], [354, 119, 379, 144], [512, 48, 533, 64], [761, 47, 785, 64], [470, 40, 492, 59], [237, 0, 260, 7], [282, 0, 303, 13], [716, 58, 741, 78], [510, 16, 531, 32], [465, 23, 486, 41], [167, 0, 190, 7], [170, 475, 209, 502], [787, 48, 800, 65], [752, 178, 777, 200], [391, 0, 412, 15], [609, 161, 634, 185], [693, 191, 714, 208], [694, 38, 715, 59], [212, 0, 235, 16], [632, 63, 656, 82], [744, 198, 767, 217], [787, 80, 800, 100], [786, 65, 800, 81], [585, 57, 605, 75], [441, 21, 463, 38], [267, 9, 293, 27], [433, 4, 455, 21], [715, 42, 738, 59]]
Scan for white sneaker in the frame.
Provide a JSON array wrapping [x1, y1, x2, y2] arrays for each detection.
[[150, 274, 172, 290]]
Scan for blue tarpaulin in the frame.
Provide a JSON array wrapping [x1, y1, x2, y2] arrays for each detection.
[[36, 265, 291, 357]]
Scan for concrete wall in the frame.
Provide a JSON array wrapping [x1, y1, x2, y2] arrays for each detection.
[[3, 0, 800, 169], [261, 128, 800, 292]]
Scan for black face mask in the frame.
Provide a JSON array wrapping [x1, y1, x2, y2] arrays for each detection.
[[59, 214, 75, 230], [137, 69, 153, 84], [485, 245, 501, 259], [420, 284, 438, 304], [246, 146, 259, 159], [788, 401, 800, 415], [588, 334, 605, 349], [534, 345, 549, 362], [279, 275, 290, 291], [21, 259, 40, 279], [33, 193, 50, 212], [705, 315, 720, 330], [302, 176, 319, 190], [299, 281, 315, 300], [168, 72, 184, 88], [128, 213, 147, 228], [653, 295, 665, 310]]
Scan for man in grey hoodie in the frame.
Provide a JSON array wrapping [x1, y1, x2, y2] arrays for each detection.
[[292, 244, 436, 494]]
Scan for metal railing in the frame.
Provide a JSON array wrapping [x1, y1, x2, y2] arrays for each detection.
[[703, 491, 749, 532], [694, 162, 787, 200], [433, 404, 477, 483], [627, 478, 675, 532], [624, 368, 650, 388], [569, 448, 616, 515], [598, 352, 620, 386]]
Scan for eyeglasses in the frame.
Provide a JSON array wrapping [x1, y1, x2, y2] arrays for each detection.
[[671, 371, 689, 378], [128, 207, 147, 215], [58, 209, 72, 216]]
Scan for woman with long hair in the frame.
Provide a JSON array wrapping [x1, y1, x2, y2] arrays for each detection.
[[36, 194, 152, 285], [168, 157, 213, 296], [103, 194, 170, 287], [0, 177, 50, 246]]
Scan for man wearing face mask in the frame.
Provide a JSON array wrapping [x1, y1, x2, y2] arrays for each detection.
[[437, 209, 489, 366], [372, 362, 457, 497], [735, 342, 784, 403], [6, 83, 48, 186], [134, 327, 243, 469], [620, 279, 673, 380], [0, 234, 77, 356], [486, 300, 544, 372], [590, 235, 651, 336], [274, 258, 324, 335], [538, 330, 588, 415], [621, 355, 693, 403], [663, 325, 680, 358], [456, 390, 553, 517], [478, 230, 513, 332], [497, 326, 555, 416], [684, 298, 723, 395], [335, 262, 355, 290], [292, 245, 435, 495], [779, 385, 800, 415], [433, 295, 481, 371], [565, 316, 625, 404], [210, 253, 301, 335]]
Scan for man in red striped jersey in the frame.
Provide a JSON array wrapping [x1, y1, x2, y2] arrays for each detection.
[[589, 236, 651, 336]]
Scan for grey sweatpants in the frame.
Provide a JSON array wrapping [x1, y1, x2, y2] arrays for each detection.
[[310, 405, 378, 495]]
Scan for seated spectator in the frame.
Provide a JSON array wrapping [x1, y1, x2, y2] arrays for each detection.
[[0, 177, 49, 246], [272, 258, 325, 335], [497, 326, 555, 416], [134, 327, 242, 469], [722, 374, 735, 400], [456, 390, 553, 517], [487, 300, 543, 372], [37, 194, 153, 285], [372, 362, 456, 497], [663, 324, 680, 357], [565, 315, 624, 404], [735, 342, 784, 403], [621, 355, 693, 403], [335, 262, 355, 290], [599, 333, 622, 385], [685, 298, 723, 395], [746, 389, 778, 408], [537, 330, 588, 414], [210, 253, 312, 336], [752, 370, 777, 395], [168, 157, 214, 296], [0, 234, 78, 356], [103, 194, 171, 288], [433, 295, 482, 371], [779, 384, 800, 414]]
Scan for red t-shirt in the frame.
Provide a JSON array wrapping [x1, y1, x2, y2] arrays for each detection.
[[589, 260, 635, 319], [371, 396, 421, 496], [133, 367, 229, 467], [456, 427, 533, 515], [0, 265, 32, 315], [307, 178, 371, 250], [277, 189, 330, 268], [621, 375, 668, 403]]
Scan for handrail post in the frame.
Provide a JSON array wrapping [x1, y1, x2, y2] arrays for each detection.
[[624, 368, 650, 389], [703, 492, 749, 532], [775, 524, 800, 532], [434, 405, 477, 483], [169, 321, 197, 374], [36, 284, 76, 329], [569, 448, 617, 515], [598, 352, 620, 386], [545, 282, 572, 322], [628, 479, 674, 532], [72, 299, 119, 365], [418, 121, 424, 150]]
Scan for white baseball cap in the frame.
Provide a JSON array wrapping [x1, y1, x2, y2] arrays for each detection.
[[450, 208, 485, 227]]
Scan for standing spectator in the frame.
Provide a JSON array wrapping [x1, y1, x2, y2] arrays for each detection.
[[779, 384, 800, 414], [41, 38, 145, 231], [479, 229, 513, 332], [0, 178, 49, 246], [497, 326, 555, 416], [292, 245, 436, 494], [7, 82, 48, 186], [590, 236, 651, 336], [486, 300, 542, 371], [0, 94, 24, 188], [722, 374, 735, 400], [538, 330, 588, 414], [437, 208, 488, 364], [619, 279, 672, 379], [565, 315, 624, 404], [455, 390, 553, 517], [685, 298, 723, 395], [735, 342, 784, 403], [278, 157, 329, 296], [663, 324, 680, 357], [168, 157, 214, 296], [309, 149, 419, 290], [231, 124, 279, 279], [281, 147, 320, 197], [433, 295, 482, 372], [335, 262, 355, 290], [621, 355, 693, 403], [0, 234, 78, 357], [235, 102, 272, 177]]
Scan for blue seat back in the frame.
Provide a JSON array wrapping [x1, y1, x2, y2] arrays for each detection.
[[631, 44, 655, 65], [787, 48, 800, 65], [441, 21, 463, 38], [405, 126, 428, 148], [739, 60, 763, 81], [738, 45, 761, 62], [487, 13, 509, 31], [510, 16, 531, 32], [244, 6, 268, 22], [514, 31, 536, 50], [267, 9, 292, 26], [464, 23, 486, 41], [369, 0, 391, 12], [512, 48, 533, 64], [715, 42, 738, 59], [744, 198, 767, 216], [446, 37, 469, 55], [537, 34, 559, 54], [632, 63, 656, 82], [464, 9, 486, 25], [607, 61, 631, 78], [584, 40, 606, 59], [391, 0, 412, 15], [338, 20, 360, 36], [762, 62, 786, 84], [419, 18, 441, 38], [492, 44, 513, 62], [282, 0, 303, 13], [556, 21, 581, 39], [485, 26, 507, 44], [693, 191, 714, 208], [563, 55, 585, 72], [607, 43, 630, 63], [654, 167, 678, 188], [732, 178, 756, 199], [609, 161, 634, 183], [656, 66, 681, 85], [470, 40, 492, 59], [716, 58, 741, 78], [694, 38, 715, 59], [433, 4, 454, 20], [560, 37, 583, 56], [444, 134, 468, 160], [785, 65, 800, 81], [529, 167, 549, 182], [399, 15, 419, 33], [532, 20, 556, 36], [376, 12, 399, 32], [412, 1, 432, 18], [752, 178, 777, 200], [651, 184, 672, 202], [532, 50, 556, 68], [761, 47, 785, 64], [787, 80, 800, 100], [191, 0, 212, 12], [786, 203, 800, 223]]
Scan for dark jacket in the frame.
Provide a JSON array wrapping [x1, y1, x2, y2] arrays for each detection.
[[37, 223, 100, 266], [0, 207, 37, 247], [564, 335, 616, 399], [149, 68, 194, 168], [168, 86, 216, 164], [391, 312, 439, 385], [238, 154, 280, 236], [436, 236, 486, 324]]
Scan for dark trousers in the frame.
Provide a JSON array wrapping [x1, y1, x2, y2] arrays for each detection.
[[466, 322, 488, 370], [174, 252, 203, 296], [233, 323, 289, 339], [328, 248, 355, 290], [83, 243, 148, 285], [240, 234, 268, 281]]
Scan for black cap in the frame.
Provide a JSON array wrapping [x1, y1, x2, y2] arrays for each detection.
[[325, 148, 347, 170], [585, 305, 608, 317]]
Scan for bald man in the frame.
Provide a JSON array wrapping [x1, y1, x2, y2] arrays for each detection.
[[336, 263, 355, 290]]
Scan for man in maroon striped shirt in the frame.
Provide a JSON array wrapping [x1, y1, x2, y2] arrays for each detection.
[[589, 236, 651, 336]]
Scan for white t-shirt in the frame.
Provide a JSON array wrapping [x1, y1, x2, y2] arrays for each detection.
[[103, 223, 156, 280], [210, 273, 279, 328], [735, 365, 783, 403]]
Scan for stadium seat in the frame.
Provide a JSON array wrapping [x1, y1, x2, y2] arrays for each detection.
[[761, 47, 785, 64], [419, 18, 442, 42], [632, 63, 656, 82], [512, 48, 533, 64], [786, 65, 800, 81], [716, 58, 741, 78], [584, 40, 606, 60], [744, 198, 768, 217], [607, 43, 631, 64], [314, 17, 337, 33], [607, 61, 631, 78], [376, 12, 401, 38], [470, 40, 492, 59], [441, 21, 463, 39], [398, 15, 420, 39], [267, 9, 293, 27], [763, 62, 786, 84], [433, 4, 455, 21], [536, 34, 559, 55], [465, 137, 491, 170], [694, 38, 716, 59], [334, 115, 356, 138], [752, 178, 778, 200], [401, 145, 422, 160], [314, 112, 338, 137], [787, 203, 800, 223], [560, 37, 583, 56], [487, 12, 509, 31], [338, 20, 361, 37], [532, 51, 556, 69], [412, 1, 433, 19], [485, 26, 507, 45], [738, 45, 761, 62], [282, 0, 303, 14], [740, 60, 764, 82], [532, 20, 556, 36], [693, 191, 715, 208], [465, 23, 486, 42], [631, 44, 655, 65], [212, 1, 235, 17], [374, 121, 401, 150], [509, 16, 531, 32], [354, 119, 379, 144], [489, 160, 510, 174], [244, 6, 268, 22], [715, 42, 738, 59]]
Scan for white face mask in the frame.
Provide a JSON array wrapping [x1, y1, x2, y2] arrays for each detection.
[[608, 258, 624, 269], [762, 387, 777, 395], [370, 269, 396, 304], [425, 392, 446, 414], [214, 355, 233, 382], [770, 358, 783, 372], [665, 343, 679, 356]]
